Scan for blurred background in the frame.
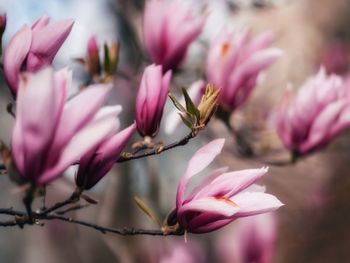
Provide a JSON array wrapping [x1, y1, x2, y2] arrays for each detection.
[[1, 0, 350, 262]]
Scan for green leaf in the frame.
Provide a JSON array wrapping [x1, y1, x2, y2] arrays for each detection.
[[168, 92, 186, 113], [179, 113, 193, 129], [182, 88, 200, 119], [134, 196, 161, 227]]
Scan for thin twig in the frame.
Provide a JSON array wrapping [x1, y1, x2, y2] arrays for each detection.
[[117, 131, 196, 163], [46, 214, 176, 236], [0, 207, 26, 217], [0, 208, 181, 236], [55, 204, 90, 215], [0, 131, 197, 174], [0, 220, 17, 227], [39, 190, 81, 216]]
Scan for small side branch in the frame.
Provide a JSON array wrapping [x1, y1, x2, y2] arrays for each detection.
[[46, 214, 177, 236], [39, 190, 81, 216], [117, 131, 195, 163], [0, 208, 181, 236]]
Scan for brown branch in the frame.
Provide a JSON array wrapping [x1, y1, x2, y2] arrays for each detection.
[[39, 189, 81, 216], [0, 131, 197, 175], [0, 132, 199, 235], [0, 220, 17, 227], [45, 214, 176, 236], [117, 131, 196, 163], [55, 204, 90, 215], [0, 207, 26, 217], [0, 207, 181, 236]]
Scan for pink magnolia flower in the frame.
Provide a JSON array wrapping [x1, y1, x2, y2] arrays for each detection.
[[11, 67, 120, 185], [207, 29, 282, 111], [135, 64, 172, 137], [175, 139, 283, 233], [217, 213, 277, 263], [275, 68, 350, 156], [4, 14, 74, 95], [143, 0, 204, 71], [76, 122, 136, 190]]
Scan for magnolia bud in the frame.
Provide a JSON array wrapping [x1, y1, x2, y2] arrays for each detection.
[[197, 84, 220, 126], [86, 36, 101, 76]]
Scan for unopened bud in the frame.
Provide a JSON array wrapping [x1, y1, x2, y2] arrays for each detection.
[[86, 36, 101, 76], [197, 84, 220, 126]]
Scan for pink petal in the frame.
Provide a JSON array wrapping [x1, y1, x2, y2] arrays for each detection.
[[39, 115, 118, 184], [144, 65, 163, 119], [232, 192, 283, 217], [226, 48, 282, 109], [300, 100, 345, 154], [154, 69, 172, 122], [50, 84, 112, 154], [245, 31, 275, 55], [98, 122, 136, 160], [27, 19, 74, 71], [3, 25, 32, 93], [178, 197, 240, 218], [189, 218, 233, 233], [329, 104, 350, 137], [192, 167, 269, 200], [15, 68, 57, 180], [176, 139, 225, 208], [31, 14, 50, 31], [143, 0, 167, 63], [93, 105, 122, 122], [52, 68, 71, 124], [187, 166, 229, 201], [83, 122, 136, 189]]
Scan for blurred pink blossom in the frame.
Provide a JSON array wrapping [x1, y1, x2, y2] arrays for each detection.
[[76, 122, 136, 190], [3, 14, 74, 95], [11, 67, 119, 185], [275, 67, 350, 156], [217, 213, 278, 263], [143, 0, 204, 71], [207, 29, 282, 111], [135, 64, 172, 137], [321, 41, 349, 75], [159, 241, 204, 263], [175, 139, 283, 233]]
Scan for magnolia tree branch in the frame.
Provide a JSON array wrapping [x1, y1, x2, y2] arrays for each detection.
[[0, 207, 180, 236], [0, 131, 198, 235], [39, 190, 81, 216], [117, 131, 196, 162], [0, 131, 197, 173]]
